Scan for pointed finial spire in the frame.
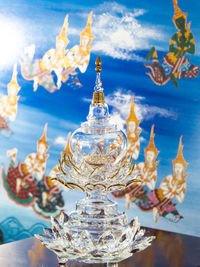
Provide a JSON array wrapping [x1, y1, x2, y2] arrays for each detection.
[[95, 56, 102, 73], [173, 136, 188, 169], [145, 124, 159, 157], [92, 56, 105, 105]]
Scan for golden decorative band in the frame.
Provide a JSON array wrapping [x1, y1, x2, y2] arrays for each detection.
[[92, 91, 105, 104]]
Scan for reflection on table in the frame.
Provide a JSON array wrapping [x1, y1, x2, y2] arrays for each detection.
[[0, 227, 199, 267]]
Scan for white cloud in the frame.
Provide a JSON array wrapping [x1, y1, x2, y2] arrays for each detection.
[[109, 111, 126, 131], [0, 82, 7, 89], [106, 90, 176, 128], [65, 2, 166, 61], [83, 89, 177, 130], [140, 136, 146, 143], [67, 27, 80, 36], [89, 2, 166, 60], [54, 136, 67, 146]]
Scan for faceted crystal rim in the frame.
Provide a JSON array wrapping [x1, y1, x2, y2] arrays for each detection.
[[35, 212, 155, 264]]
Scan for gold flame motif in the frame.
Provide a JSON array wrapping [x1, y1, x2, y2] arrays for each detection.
[[172, 136, 188, 169], [8, 64, 21, 93], [56, 14, 69, 46], [80, 11, 94, 47], [144, 124, 159, 157], [37, 123, 49, 150], [172, 0, 187, 26], [126, 95, 140, 127]]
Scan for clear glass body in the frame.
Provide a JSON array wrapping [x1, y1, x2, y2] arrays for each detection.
[[71, 120, 127, 167], [35, 60, 155, 265]]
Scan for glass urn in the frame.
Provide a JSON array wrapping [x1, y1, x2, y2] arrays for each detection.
[[35, 56, 155, 266]]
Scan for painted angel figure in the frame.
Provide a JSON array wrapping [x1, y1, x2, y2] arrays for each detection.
[[21, 12, 94, 93], [32, 166, 65, 219], [145, 0, 199, 88], [137, 136, 187, 223], [151, 136, 187, 222], [32, 138, 72, 219], [20, 14, 69, 93], [65, 11, 94, 76], [1, 124, 49, 206], [24, 123, 49, 180], [41, 15, 69, 89], [126, 95, 141, 160], [112, 125, 159, 205], [0, 64, 21, 134], [2, 147, 38, 206]]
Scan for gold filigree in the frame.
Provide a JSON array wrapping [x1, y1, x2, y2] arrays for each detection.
[[88, 166, 99, 177], [84, 183, 107, 191], [52, 178, 85, 192], [63, 153, 83, 177], [55, 131, 140, 193], [52, 174, 141, 193], [126, 177, 141, 187], [127, 162, 136, 177]]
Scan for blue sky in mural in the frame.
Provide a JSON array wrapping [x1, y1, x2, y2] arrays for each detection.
[[0, 0, 200, 237]]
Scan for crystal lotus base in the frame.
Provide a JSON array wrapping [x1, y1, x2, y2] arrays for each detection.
[[35, 193, 155, 264]]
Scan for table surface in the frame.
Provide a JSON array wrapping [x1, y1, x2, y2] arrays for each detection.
[[0, 227, 199, 267]]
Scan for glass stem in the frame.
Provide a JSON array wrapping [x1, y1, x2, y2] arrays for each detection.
[[107, 263, 118, 267], [86, 191, 108, 201]]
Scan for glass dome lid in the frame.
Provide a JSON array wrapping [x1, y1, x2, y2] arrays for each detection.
[[70, 56, 127, 166]]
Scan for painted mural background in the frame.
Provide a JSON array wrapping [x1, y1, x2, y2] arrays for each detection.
[[0, 0, 200, 244]]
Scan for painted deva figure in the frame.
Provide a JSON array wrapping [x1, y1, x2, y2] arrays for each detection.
[[66, 11, 94, 76], [126, 95, 141, 160], [2, 146, 38, 206], [24, 123, 49, 180], [21, 15, 69, 92], [1, 124, 50, 206], [42, 15, 69, 89], [0, 65, 21, 134], [21, 12, 94, 93], [2, 124, 65, 219], [112, 125, 159, 206], [32, 137, 73, 219], [151, 136, 188, 222], [24, 123, 64, 219], [138, 136, 187, 223], [145, 0, 199, 87], [32, 165, 64, 219]]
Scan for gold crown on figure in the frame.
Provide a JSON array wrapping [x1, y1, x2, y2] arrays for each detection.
[[173, 136, 188, 169], [8, 64, 21, 93], [80, 11, 94, 46], [38, 123, 49, 150], [56, 14, 69, 46], [126, 95, 140, 126], [145, 124, 159, 157], [172, 0, 187, 25]]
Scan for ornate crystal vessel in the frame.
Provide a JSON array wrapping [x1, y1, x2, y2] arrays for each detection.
[[35, 56, 155, 265]]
